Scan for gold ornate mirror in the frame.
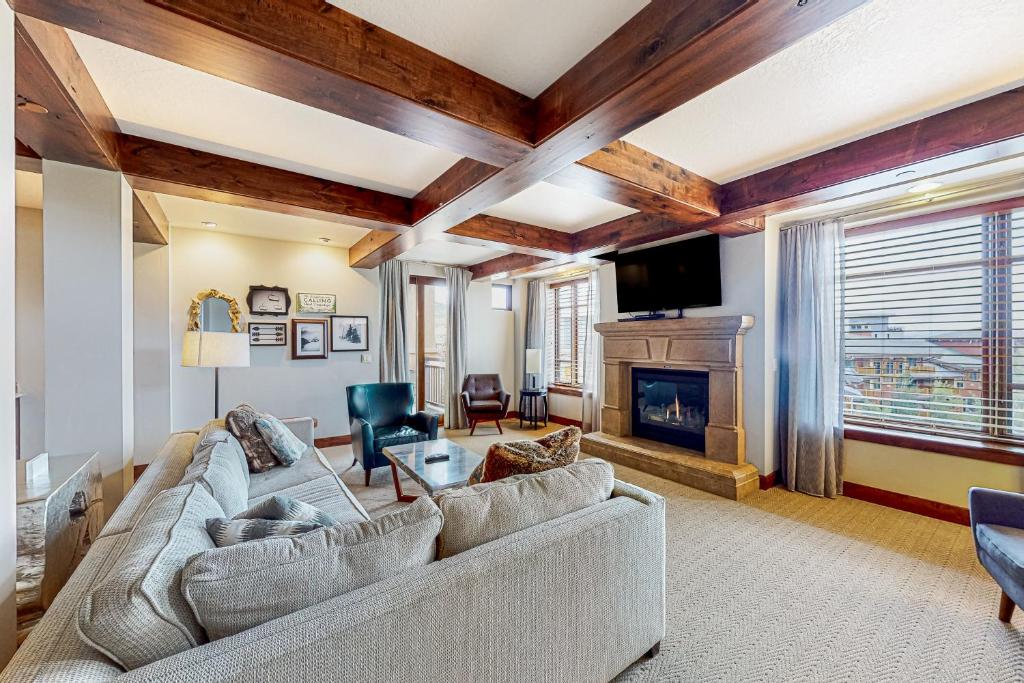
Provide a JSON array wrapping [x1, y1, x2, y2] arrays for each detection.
[[186, 289, 243, 333]]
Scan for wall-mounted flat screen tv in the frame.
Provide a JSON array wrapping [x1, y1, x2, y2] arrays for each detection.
[[610, 234, 722, 314]]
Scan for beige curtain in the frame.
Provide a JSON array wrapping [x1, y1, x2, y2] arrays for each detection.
[[580, 269, 603, 433], [378, 259, 409, 382], [444, 266, 471, 429]]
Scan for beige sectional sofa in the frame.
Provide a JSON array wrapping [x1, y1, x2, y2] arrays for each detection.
[[0, 418, 666, 683]]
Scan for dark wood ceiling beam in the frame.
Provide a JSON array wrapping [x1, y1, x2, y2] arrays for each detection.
[[356, 0, 868, 266], [15, 138, 42, 172], [118, 135, 413, 231], [14, 13, 120, 170], [469, 253, 560, 280], [718, 86, 1024, 221], [132, 190, 169, 245], [16, 0, 534, 166]]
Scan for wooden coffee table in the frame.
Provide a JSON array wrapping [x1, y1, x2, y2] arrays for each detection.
[[382, 439, 484, 502]]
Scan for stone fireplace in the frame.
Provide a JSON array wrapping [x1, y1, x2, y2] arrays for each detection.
[[580, 315, 760, 500]]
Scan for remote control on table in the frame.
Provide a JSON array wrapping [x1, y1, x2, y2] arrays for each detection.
[[425, 453, 450, 464]]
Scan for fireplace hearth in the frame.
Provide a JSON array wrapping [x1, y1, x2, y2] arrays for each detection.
[[632, 368, 709, 451]]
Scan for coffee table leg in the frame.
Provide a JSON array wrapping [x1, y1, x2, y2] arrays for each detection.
[[390, 462, 418, 503]]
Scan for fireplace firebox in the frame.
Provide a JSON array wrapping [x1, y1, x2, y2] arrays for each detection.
[[631, 368, 709, 451]]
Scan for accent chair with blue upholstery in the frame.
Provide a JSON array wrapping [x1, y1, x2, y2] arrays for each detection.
[[347, 382, 439, 485], [969, 487, 1024, 622]]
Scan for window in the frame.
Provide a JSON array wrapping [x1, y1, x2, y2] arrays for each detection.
[[491, 284, 512, 310], [546, 277, 591, 388], [841, 205, 1024, 445]]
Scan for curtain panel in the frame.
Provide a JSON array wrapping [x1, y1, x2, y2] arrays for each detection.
[[778, 219, 845, 498], [378, 259, 409, 383], [444, 266, 471, 430], [522, 280, 546, 417], [580, 269, 603, 432]]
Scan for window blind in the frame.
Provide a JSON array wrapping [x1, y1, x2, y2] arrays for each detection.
[[546, 277, 590, 388], [841, 206, 1024, 444]]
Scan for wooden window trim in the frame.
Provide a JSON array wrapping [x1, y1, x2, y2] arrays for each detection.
[[547, 384, 583, 397], [845, 425, 1024, 467]]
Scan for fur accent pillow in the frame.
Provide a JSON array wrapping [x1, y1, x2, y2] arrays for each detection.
[[255, 414, 306, 466], [468, 425, 582, 484], [206, 518, 323, 547], [236, 495, 336, 527], [225, 403, 278, 473]]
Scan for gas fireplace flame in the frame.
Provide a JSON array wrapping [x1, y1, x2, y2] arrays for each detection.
[[665, 393, 682, 422]]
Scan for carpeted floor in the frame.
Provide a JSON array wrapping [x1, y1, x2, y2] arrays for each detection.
[[322, 421, 1024, 682]]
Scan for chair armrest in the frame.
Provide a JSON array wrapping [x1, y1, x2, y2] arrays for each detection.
[[281, 417, 315, 448], [407, 411, 439, 439], [499, 390, 511, 412], [350, 417, 374, 459], [460, 391, 472, 411], [969, 487, 1024, 532]]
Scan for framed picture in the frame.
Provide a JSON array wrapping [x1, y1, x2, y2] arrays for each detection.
[[292, 319, 328, 360], [296, 292, 337, 314], [247, 285, 290, 316], [330, 315, 369, 352], [249, 322, 286, 346]]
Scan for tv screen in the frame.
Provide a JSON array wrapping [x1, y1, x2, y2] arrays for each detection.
[[611, 235, 722, 314]]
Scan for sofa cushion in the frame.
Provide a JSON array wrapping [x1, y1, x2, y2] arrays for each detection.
[[470, 425, 582, 484], [78, 483, 221, 670], [225, 403, 278, 473], [179, 441, 249, 518], [206, 518, 325, 547], [255, 414, 306, 466], [195, 419, 250, 488], [976, 523, 1024, 585], [468, 399, 504, 411], [434, 458, 613, 559], [373, 424, 429, 451], [182, 497, 443, 640], [250, 476, 368, 526], [247, 447, 332, 498]]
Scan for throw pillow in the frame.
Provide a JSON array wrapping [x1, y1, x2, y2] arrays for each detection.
[[182, 497, 442, 640], [468, 425, 582, 484], [255, 414, 307, 466], [434, 458, 614, 559], [206, 518, 324, 547], [225, 403, 278, 473], [235, 494, 336, 526]]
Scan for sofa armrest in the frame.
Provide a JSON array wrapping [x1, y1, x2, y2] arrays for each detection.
[[281, 417, 315, 448], [969, 487, 1024, 533], [407, 411, 439, 439]]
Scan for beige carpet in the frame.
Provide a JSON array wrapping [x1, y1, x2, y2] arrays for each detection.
[[322, 422, 1024, 682]]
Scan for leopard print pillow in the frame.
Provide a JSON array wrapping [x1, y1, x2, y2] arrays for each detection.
[[468, 426, 582, 484], [225, 403, 278, 473]]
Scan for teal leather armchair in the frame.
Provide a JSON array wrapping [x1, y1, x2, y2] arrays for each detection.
[[346, 382, 439, 485]]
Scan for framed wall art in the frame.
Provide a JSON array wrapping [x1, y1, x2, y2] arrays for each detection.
[[330, 315, 369, 352], [247, 285, 291, 316], [249, 322, 286, 346], [296, 292, 337, 314], [292, 319, 329, 360]]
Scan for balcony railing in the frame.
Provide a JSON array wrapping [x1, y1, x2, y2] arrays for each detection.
[[410, 352, 446, 411]]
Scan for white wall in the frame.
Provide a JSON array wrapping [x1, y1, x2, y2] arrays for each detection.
[[133, 244, 171, 464], [1, 1, 19, 662], [15, 207, 44, 460], [170, 228, 379, 437], [465, 280, 515, 383]]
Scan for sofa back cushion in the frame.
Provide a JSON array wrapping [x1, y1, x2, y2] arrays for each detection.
[[180, 441, 249, 518], [434, 458, 614, 559], [182, 497, 442, 640], [195, 419, 250, 488], [78, 483, 222, 670]]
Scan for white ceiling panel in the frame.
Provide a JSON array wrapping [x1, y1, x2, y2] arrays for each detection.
[[484, 182, 636, 233], [625, 0, 1024, 183], [155, 194, 369, 249], [69, 31, 461, 197], [329, 0, 648, 97], [398, 240, 508, 267], [16, 170, 42, 210]]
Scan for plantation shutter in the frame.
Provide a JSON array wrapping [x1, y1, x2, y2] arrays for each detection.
[[842, 204, 1024, 443], [546, 277, 590, 387]]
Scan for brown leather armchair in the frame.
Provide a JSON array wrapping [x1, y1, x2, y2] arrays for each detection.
[[460, 374, 511, 435]]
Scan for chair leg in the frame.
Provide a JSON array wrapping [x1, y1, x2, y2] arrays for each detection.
[[1000, 590, 1015, 622], [496, 419, 503, 434], [364, 467, 371, 487], [469, 420, 477, 436]]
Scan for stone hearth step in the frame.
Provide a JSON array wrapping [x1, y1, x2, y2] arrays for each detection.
[[581, 431, 759, 500]]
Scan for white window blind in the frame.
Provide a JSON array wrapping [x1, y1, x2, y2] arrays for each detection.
[[545, 277, 590, 388], [842, 205, 1024, 443]]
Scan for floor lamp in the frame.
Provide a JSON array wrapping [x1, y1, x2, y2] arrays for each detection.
[[182, 330, 251, 418]]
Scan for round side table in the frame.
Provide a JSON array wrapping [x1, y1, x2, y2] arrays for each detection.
[[519, 389, 549, 430]]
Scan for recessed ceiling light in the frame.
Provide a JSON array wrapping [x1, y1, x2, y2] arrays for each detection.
[[319, 237, 331, 244], [16, 98, 48, 114], [201, 220, 217, 228], [490, 272, 509, 281], [906, 181, 943, 194]]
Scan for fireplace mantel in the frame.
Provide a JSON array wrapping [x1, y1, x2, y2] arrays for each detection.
[[582, 314, 759, 500]]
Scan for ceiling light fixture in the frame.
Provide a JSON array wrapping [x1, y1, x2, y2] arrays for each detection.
[[906, 181, 943, 194], [201, 220, 217, 228], [490, 272, 509, 281], [16, 98, 48, 115], [319, 237, 331, 244]]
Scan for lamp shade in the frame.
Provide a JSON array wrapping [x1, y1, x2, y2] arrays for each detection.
[[526, 348, 542, 375], [182, 331, 251, 368]]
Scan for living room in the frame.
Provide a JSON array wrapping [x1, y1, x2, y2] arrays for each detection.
[[3, 1, 1024, 681]]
